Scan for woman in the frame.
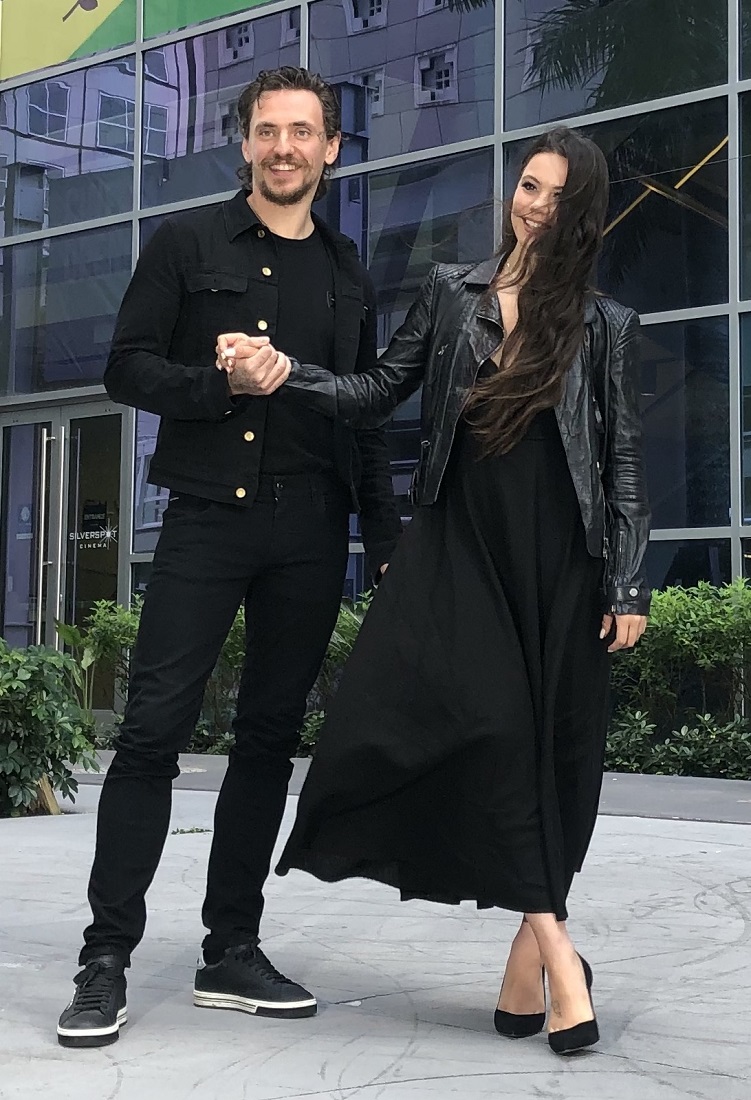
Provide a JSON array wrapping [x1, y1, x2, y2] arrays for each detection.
[[231, 127, 650, 1054]]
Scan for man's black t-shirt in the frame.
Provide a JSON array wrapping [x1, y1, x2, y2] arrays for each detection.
[[260, 228, 337, 474]]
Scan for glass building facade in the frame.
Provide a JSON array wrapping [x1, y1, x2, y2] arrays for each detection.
[[0, 0, 746, 672]]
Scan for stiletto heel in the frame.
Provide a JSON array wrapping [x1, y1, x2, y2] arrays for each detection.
[[494, 967, 546, 1038], [548, 955, 598, 1056]]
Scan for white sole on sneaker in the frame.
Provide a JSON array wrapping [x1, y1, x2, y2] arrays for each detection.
[[193, 990, 316, 1015], [57, 1007, 127, 1040]]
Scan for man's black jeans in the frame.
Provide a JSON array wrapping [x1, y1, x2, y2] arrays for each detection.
[[80, 473, 350, 966]]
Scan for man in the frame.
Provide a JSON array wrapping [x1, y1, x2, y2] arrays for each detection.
[[57, 66, 402, 1048]]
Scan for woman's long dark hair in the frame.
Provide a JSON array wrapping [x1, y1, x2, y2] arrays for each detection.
[[466, 127, 609, 455]]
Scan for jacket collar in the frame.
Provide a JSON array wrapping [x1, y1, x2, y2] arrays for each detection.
[[223, 189, 358, 260], [464, 257, 598, 323]]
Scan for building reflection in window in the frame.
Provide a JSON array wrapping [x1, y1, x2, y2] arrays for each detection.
[[310, 0, 495, 164], [647, 539, 731, 590], [0, 222, 132, 397], [640, 318, 729, 530], [0, 59, 137, 235], [141, 13, 300, 208], [504, 0, 728, 131]]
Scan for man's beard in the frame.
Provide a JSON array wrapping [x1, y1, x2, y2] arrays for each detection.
[[257, 163, 319, 207]]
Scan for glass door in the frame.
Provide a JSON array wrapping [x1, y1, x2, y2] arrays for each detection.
[[0, 403, 122, 704], [61, 410, 122, 709], [0, 415, 57, 648]]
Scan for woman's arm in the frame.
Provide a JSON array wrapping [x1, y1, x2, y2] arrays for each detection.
[[602, 309, 652, 618], [282, 266, 438, 428]]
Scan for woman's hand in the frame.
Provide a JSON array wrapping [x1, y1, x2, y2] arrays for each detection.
[[600, 613, 647, 653]]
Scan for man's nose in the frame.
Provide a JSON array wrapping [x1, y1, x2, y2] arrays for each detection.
[[273, 130, 293, 155]]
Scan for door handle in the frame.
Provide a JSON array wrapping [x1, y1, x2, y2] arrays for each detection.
[[34, 428, 53, 646]]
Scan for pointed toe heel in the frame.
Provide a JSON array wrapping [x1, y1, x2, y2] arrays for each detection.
[[547, 956, 598, 1056], [494, 1007, 546, 1039], [494, 967, 546, 1038], [548, 1017, 599, 1055]]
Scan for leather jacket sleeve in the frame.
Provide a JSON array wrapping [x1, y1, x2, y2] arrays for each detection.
[[284, 266, 436, 427], [352, 274, 404, 580], [602, 309, 651, 616]]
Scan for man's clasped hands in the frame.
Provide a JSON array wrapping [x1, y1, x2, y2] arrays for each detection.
[[216, 334, 292, 396]]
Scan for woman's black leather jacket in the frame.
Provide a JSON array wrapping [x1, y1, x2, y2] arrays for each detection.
[[286, 259, 651, 616]]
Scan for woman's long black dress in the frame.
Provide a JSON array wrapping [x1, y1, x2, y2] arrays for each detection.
[[277, 397, 611, 921]]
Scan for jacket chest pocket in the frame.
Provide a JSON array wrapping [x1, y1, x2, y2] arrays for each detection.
[[185, 269, 250, 330]]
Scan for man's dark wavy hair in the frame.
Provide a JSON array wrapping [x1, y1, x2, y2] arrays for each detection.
[[236, 67, 342, 202], [466, 126, 610, 456]]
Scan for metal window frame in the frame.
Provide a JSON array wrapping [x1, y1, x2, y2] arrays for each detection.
[[0, 0, 746, 587]]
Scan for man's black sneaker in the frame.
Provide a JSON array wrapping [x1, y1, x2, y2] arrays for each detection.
[[57, 955, 127, 1048], [193, 944, 317, 1018]]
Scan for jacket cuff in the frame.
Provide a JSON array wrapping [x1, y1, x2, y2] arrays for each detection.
[[365, 535, 401, 586], [605, 583, 652, 616]]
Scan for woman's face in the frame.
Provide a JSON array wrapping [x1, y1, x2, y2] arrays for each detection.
[[510, 151, 568, 246]]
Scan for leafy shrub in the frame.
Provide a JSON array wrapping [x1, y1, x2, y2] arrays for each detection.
[[56, 598, 141, 720], [610, 579, 751, 734], [605, 709, 751, 780], [0, 641, 98, 816]]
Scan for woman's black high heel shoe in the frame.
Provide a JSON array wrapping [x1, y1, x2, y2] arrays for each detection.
[[494, 968, 546, 1038], [548, 956, 599, 1056]]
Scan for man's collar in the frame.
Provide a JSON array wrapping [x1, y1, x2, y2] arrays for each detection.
[[222, 189, 356, 259], [223, 189, 264, 241]]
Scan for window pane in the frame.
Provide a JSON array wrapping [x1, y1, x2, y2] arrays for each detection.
[[641, 318, 729, 530], [738, 92, 751, 299], [320, 148, 494, 346], [134, 411, 169, 553], [310, 0, 495, 164], [742, 0, 751, 79], [145, 0, 279, 38], [0, 61, 136, 234], [504, 0, 728, 131], [739, 314, 751, 522], [504, 99, 728, 314], [646, 539, 731, 590], [141, 14, 300, 208], [0, 223, 132, 397]]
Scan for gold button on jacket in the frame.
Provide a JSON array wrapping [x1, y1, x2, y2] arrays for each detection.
[[235, 487, 247, 499]]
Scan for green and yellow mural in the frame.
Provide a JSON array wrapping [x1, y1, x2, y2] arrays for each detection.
[[145, 1, 272, 40], [0, 0, 273, 83], [0, 0, 136, 80]]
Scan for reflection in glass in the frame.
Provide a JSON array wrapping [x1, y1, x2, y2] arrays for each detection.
[[320, 148, 494, 346], [738, 315, 751, 522], [646, 540, 730, 590], [0, 423, 51, 648], [0, 60, 136, 235], [504, 0, 728, 131], [505, 98, 728, 315], [141, 14, 300, 208], [64, 414, 122, 708], [144, 0, 279, 38], [739, 93, 751, 299], [310, 0, 494, 164], [133, 411, 169, 554], [742, 0, 751, 79], [640, 319, 729, 529], [0, 223, 132, 397]]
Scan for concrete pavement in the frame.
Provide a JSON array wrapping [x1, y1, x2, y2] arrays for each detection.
[[1, 776, 750, 1100]]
